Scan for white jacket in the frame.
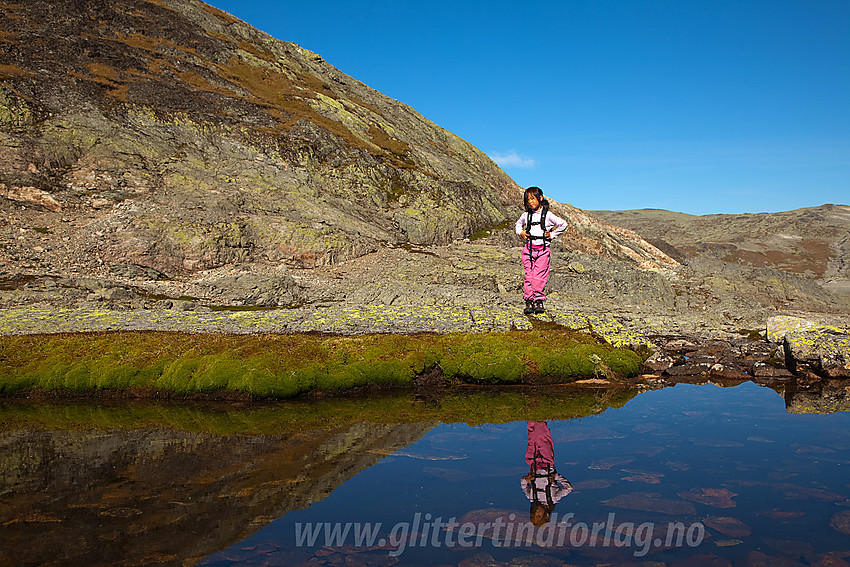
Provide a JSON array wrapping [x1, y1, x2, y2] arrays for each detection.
[[521, 472, 573, 504], [515, 208, 568, 242]]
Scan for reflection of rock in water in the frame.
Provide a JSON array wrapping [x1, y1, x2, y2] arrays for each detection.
[[0, 422, 434, 566], [785, 381, 850, 414]]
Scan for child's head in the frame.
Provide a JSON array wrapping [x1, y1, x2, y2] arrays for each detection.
[[530, 501, 554, 526], [523, 186, 545, 212]]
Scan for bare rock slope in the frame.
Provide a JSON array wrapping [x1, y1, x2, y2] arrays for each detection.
[[0, 0, 672, 288]]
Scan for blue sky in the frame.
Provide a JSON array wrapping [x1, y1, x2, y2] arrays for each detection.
[[209, 0, 849, 215]]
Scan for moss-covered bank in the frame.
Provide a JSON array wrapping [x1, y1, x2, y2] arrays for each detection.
[[0, 386, 639, 434], [0, 327, 645, 399]]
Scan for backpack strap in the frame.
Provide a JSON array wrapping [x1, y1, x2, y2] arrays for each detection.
[[529, 461, 557, 505], [525, 200, 550, 244], [540, 202, 549, 240]]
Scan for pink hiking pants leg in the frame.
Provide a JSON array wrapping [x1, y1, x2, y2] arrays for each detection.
[[522, 243, 550, 301], [526, 421, 555, 469]]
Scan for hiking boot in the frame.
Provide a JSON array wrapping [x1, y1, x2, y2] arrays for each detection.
[[523, 300, 534, 315], [533, 300, 545, 314]]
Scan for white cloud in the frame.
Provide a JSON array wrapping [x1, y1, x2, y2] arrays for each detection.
[[489, 151, 536, 169]]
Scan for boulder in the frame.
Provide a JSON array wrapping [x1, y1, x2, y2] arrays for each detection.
[[766, 315, 850, 379], [752, 362, 794, 379], [664, 361, 713, 376], [644, 351, 675, 372], [784, 327, 850, 378], [710, 362, 749, 380], [199, 272, 302, 307], [766, 315, 822, 344], [664, 338, 699, 353]]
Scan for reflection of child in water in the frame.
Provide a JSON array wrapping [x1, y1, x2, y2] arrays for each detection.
[[522, 421, 572, 526]]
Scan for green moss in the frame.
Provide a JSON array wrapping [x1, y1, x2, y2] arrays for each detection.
[[441, 346, 525, 383], [535, 345, 595, 377], [601, 348, 643, 375], [0, 328, 647, 399]]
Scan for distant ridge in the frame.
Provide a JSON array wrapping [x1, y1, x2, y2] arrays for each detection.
[[592, 204, 850, 287]]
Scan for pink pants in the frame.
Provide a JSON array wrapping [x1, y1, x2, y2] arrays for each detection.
[[522, 243, 550, 301], [526, 421, 555, 470]]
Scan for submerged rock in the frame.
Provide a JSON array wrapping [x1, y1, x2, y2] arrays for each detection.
[[703, 516, 752, 538], [830, 510, 850, 536], [678, 487, 738, 509], [601, 491, 697, 515]]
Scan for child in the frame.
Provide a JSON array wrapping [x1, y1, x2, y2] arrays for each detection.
[[515, 187, 568, 315], [521, 421, 572, 526]]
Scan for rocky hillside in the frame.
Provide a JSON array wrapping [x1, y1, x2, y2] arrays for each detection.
[[0, 0, 673, 285], [3, 0, 846, 340], [592, 205, 850, 297]]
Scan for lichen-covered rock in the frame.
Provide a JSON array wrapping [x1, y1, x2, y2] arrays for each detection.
[[764, 315, 850, 378], [784, 327, 850, 378], [767, 315, 824, 344]]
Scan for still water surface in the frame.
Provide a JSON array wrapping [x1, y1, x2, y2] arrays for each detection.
[[2, 381, 849, 566], [200, 382, 850, 566]]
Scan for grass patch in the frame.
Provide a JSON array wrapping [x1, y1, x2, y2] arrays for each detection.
[[0, 328, 646, 399]]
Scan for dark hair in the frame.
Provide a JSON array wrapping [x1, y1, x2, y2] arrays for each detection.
[[523, 186, 546, 212], [530, 500, 555, 526]]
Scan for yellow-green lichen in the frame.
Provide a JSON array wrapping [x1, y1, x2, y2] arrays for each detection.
[[0, 87, 34, 127]]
